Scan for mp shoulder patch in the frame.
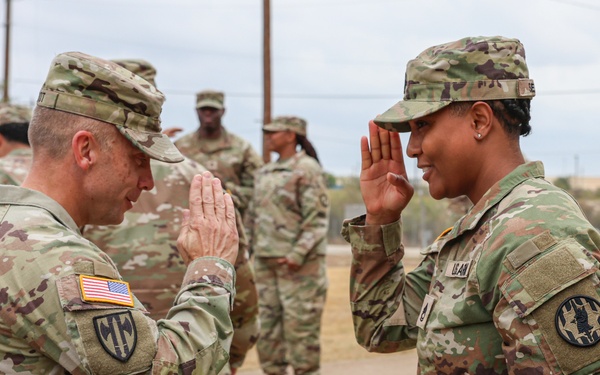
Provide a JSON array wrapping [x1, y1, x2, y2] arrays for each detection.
[[93, 311, 137, 362], [555, 295, 600, 347], [79, 275, 134, 307]]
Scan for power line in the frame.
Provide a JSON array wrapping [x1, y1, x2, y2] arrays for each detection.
[[547, 0, 600, 11]]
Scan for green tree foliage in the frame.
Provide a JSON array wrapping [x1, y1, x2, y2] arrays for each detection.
[[327, 178, 470, 247]]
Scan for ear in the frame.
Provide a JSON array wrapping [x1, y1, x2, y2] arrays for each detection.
[[219, 108, 226, 117], [72, 130, 100, 171], [469, 101, 494, 141]]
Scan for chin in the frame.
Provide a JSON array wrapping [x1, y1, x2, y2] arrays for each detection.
[[427, 186, 446, 201]]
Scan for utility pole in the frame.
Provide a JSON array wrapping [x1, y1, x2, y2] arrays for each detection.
[[262, 0, 272, 163], [2, 0, 11, 103]]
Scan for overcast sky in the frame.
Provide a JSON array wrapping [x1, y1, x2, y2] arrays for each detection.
[[4, 0, 600, 180]]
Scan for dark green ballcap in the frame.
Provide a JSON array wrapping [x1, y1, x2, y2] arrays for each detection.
[[0, 103, 32, 126], [196, 89, 224, 109], [36, 51, 183, 163], [374, 36, 536, 132], [111, 59, 157, 87], [262, 116, 307, 136]]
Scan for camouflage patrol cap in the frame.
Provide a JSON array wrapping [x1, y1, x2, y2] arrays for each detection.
[[0, 103, 32, 126], [196, 90, 224, 109], [37, 51, 184, 163], [375, 36, 536, 132], [111, 59, 157, 87], [262, 116, 307, 137]]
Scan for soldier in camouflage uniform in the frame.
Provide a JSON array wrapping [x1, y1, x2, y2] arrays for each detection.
[[84, 59, 259, 375], [341, 36, 600, 374], [174, 90, 263, 218], [0, 103, 32, 185], [250, 116, 329, 375], [0, 51, 240, 374]]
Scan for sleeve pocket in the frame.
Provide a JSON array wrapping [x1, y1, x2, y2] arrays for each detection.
[[500, 239, 598, 319]]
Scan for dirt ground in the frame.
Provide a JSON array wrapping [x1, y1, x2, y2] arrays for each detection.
[[237, 245, 422, 375]]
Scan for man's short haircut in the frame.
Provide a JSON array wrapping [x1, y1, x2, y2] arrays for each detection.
[[29, 106, 116, 159]]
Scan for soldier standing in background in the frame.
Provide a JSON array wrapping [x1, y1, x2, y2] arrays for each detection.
[[175, 89, 263, 220], [250, 116, 329, 375], [342, 35, 600, 374], [0, 103, 32, 185], [0, 51, 239, 373], [83, 60, 259, 375]]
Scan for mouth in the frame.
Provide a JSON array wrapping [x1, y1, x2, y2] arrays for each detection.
[[419, 165, 432, 181]]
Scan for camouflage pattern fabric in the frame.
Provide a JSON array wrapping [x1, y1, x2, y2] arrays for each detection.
[[374, 36, 536, 132], [0, 148, 31, 185], [263, 116, 307, 137], [341, 161, 600, 375], [196, 90, 225, 109], [0, 103, 32, 125], [83, 157, 259, 374], [250, 150, 329, 264], [111, 59, 157, 86], [250, 150, 329, 374], [254, 254, 327, 375], [36, 51, 183, 163], [175, 128, 263, 216], [0, 185, 236, 374]]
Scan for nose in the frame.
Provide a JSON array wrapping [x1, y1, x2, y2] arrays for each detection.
[[405, 131, 421, 159], [139, 160, 155, 191]]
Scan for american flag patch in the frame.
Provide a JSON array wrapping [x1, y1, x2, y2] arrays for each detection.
[[79, 275, 134, 307]]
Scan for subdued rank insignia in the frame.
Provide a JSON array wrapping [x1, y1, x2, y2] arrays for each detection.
[[93, 311, 137, 362], [555, 295, 600, 347], [416, 294, 435, 330]]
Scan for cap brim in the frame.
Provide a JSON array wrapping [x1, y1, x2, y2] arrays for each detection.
[[117, 126, 184, 163], [373, 100, 451, 132], [262, 123, 286, 132], [196, 100, 223, 110]]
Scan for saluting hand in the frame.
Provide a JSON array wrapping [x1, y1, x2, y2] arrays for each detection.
[[177, 171, 239, 265], [360, 121, 414, 225]]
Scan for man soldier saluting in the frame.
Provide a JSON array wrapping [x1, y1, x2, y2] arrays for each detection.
[[0, 51, 239, 374]]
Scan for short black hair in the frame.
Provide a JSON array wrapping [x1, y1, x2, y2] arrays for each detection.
[[450, 99, 532, 137], [0, 122, 30, 145]]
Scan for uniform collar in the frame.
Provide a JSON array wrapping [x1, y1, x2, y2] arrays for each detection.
[[0, 185, 80, 233], [437, 161, 545, 244]]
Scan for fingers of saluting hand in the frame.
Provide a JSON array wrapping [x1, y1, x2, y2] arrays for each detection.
[[200, 171, 216, 221], [212, 177, 225, 221], [368, 120, 382, 163], [360, 136, 372, 170]]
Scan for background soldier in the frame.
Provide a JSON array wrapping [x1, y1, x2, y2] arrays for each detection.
[[250, 116, 329, 375], [83, 59, 259, 375], [174, 89, 263, 220], [0, 51, 238, 373], [0, 103, 32, 185]]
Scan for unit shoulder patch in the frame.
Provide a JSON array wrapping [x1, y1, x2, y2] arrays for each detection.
[[555, 295, 600, 347], [93, 311, 137, 362]]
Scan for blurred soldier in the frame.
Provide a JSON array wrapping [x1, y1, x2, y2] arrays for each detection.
[[342, 35, 600, 374], [175, 89, 263, 219], [0, 51, 239, 373], [0, 103, 32, 185], [84, 59, 259, 375], [250, 116, 329, 375]]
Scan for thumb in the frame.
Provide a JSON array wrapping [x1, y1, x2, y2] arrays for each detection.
[[387, 172, 409, 187]]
